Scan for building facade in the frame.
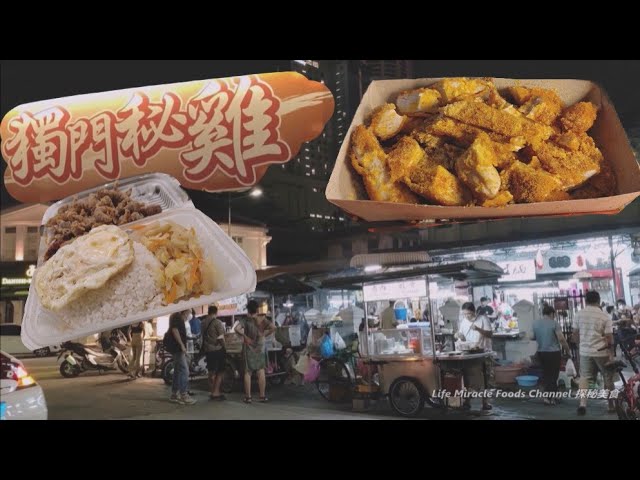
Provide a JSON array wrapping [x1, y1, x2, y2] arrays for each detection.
[[0, 204, 48, 325]]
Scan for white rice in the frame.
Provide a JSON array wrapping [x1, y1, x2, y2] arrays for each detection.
[[58, 242, 163, 329]]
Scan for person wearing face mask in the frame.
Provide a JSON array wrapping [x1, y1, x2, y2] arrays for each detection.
[[455, 302, 494, 410]]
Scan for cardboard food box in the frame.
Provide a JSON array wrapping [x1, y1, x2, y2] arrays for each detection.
[[326, 78, 640, 222]]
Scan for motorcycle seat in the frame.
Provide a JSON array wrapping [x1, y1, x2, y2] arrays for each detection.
[[84, 346, 114, 358]]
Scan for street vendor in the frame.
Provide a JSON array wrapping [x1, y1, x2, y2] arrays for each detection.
[[455, 302, 494, 411], [381, 301, 399, 329]]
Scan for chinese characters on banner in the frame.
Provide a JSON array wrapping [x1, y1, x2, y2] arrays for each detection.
[[2, 76, 289, 189], [2, 73, 335, 202], [363, 279, 427, 302]]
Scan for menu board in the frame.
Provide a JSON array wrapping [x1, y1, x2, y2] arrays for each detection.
[[217, 294, 248, 317], [363, 279, 427, 302]]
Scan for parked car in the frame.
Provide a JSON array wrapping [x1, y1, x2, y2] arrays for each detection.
[[0, 324, 59, 357], [0, 350, 48, 420]]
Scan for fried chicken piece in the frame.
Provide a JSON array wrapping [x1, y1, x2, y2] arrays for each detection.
[[530, 140, 600, 190], [421, 116, 523, 170], [585, 158, 617, 197], [508, 87, 564, 125], [403, 163, 471, 206], [431, 77, 496, 105], [387, 137, 427, 182], [396, 88, 441, 115], [500, 161, 566, 203], [559, 102, 598, 132], [369, 103, 409, 140], [482, 190, 513, 207], [349, 125, 419, 204], [441, 101, 554, 144], [454, 133, 501, 201], [554, 131, 581, 151]]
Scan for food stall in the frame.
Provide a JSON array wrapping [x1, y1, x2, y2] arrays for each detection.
[[321, 253, 504, 417]]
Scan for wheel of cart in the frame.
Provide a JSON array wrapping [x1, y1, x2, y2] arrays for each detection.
[[315, 355, 355, 403], [387, 376, 426, 417]]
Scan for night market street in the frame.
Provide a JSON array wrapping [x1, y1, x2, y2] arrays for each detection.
[[22, 356, 620, 421]]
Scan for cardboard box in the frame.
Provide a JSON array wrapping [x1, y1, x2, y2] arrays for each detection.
[[326, 78, 640, 222]]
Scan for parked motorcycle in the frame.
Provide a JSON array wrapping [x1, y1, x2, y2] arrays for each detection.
[[58, 332, 130, 378]]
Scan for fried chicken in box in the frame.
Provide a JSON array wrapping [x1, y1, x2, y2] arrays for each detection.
[[349, 125, 419, 204], [454, 133, 501, 201], [348, 77, 616, 207]]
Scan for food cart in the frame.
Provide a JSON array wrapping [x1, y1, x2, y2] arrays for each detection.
[[321, 253, 504, 417]]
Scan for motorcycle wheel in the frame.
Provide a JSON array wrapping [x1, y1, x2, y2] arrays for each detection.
[[117, 356, 129, 374], [60, 361, 80, 378], [162, 361, 174, 386], [616, 391, 639, 420]]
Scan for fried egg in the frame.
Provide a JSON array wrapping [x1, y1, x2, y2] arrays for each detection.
[[35, 225, 134, 311]]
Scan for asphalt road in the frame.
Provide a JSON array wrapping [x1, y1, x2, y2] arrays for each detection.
[[20, 356, 621, 420]]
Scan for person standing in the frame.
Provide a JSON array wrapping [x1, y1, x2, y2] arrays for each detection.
[[456, 302, 494, 410], [381, 301, 398, 329], [128, 322, 145, 379], [531, 305, 572, 405], [201, 305, 227, 400], [572, 291, 614, 416], [234, 300, 276, 403], [169, 311, 196, 405], [477, 297, 496, 322]]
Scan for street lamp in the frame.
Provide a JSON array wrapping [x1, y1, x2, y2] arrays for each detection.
[[228, 187, 263, 236]]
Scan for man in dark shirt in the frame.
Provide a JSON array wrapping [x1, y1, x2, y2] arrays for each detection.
[[169, 311, 196, 405], [477, 297, 495, 320], [201, 305, 227, 400]]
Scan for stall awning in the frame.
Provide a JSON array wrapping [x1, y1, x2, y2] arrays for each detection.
[[629, 267, 640, 278], [255, 273, 315, 296], [321, 260, 504, 290]]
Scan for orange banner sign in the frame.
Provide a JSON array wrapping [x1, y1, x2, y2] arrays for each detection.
[[1, 72, 334, 202]]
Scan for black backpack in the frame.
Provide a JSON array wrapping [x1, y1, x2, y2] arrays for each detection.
[[163, 329, 180, 354]]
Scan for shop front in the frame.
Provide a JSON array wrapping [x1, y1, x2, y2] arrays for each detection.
[[0, 261, 36, 325]]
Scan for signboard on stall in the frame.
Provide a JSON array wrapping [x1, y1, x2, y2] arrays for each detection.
[[497, 260, 536, 282], [362, 278, 427, 302], [536, 250, 585, 274], [216, 294, 248, 317]]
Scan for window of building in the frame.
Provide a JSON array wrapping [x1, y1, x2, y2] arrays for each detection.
[[2, 227, 17, 261], [25, 226, 40, 261]]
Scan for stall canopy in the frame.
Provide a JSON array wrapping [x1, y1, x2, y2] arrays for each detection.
[[629, 266, 640, 278], [255, 272, 315, 295], [321, 260, 505, 290]]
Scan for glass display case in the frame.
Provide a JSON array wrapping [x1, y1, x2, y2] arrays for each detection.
[[367, 326, 434, 357]]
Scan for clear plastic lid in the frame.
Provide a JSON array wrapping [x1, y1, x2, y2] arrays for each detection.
[[38, 173, 194, 266], [22, 208, 257, 350]]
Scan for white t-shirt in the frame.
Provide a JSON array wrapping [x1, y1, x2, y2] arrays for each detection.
[[576, 305, 613, 357], [458, 315, 492, 351]]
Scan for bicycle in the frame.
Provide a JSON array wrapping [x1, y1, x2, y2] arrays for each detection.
[[315, 342, 360, 403], [610, 339, 639, 420]]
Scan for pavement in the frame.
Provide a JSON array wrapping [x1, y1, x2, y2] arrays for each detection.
[[20, 356, 626, 420]]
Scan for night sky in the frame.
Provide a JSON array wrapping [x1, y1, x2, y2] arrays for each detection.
[[2, 60, 639, 212]]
